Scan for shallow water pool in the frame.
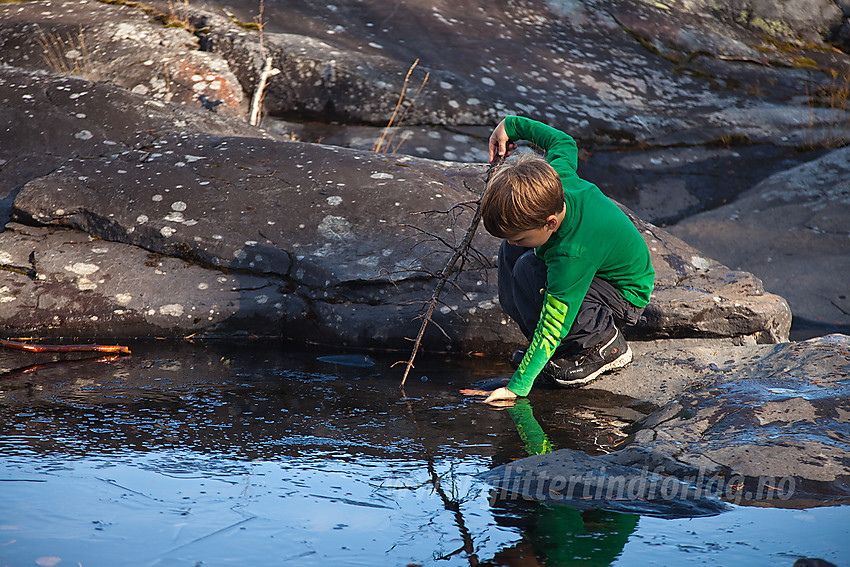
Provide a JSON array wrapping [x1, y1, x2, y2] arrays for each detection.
[[1, 341, 847, 566]]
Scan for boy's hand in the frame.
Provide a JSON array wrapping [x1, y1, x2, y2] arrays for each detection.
[[460, 386, 519, 405], [488, 119, 517, 164]]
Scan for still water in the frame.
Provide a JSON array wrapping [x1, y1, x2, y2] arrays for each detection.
[[1, 341, 847, 566]]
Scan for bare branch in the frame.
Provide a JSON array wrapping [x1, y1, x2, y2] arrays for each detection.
[[400, 156, 504, 387], [1, 339, 131, 355]]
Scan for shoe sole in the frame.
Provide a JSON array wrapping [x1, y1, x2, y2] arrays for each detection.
[[553, 345, 633, 388]]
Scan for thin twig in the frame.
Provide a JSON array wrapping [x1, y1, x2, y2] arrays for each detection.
[[0, 339, 131, 355], [409, 199, 480, 216]]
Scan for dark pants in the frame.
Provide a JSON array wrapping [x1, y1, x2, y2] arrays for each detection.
[[498, 241, 643, 358]]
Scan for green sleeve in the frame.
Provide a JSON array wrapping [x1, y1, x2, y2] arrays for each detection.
[[503, 115, 579, 177], [506, 399, 554, 456], [506, 293, 570, 396]]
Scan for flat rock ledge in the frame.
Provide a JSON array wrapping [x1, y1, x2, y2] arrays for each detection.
[[486, 334, 850, 516], [0, 66, 790, 350]]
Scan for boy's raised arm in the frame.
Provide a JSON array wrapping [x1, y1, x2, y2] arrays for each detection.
[[502, 116, 579, 175]]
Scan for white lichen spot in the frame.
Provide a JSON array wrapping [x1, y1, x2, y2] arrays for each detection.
[[234, 250, 248, 260], [159, 304, 184, 317], [0, 252, 12, 264], [357, 256, 379, 267], [326, 196, 343, 206], [184, 156, 205, 163], [115, 293, 132, 305], [64, 262, 100, 276], [136, 214, 149, 224], [481, 77, 495, 86], [197, 283, 209, 290], [312, 243, 333, 257], [171, 201, 187, 211], [152, 194, 163, 202], [212, 234, 223, 240], [255, 295, 269, 304], [74, 130, 93, 140], [691, 255, 711, 270], [160, 226, 176, 237], [370, 172, 393, 180], [318, 215, 352, 240], [164, 212, 184, 223], [77, 278, 97, 291]]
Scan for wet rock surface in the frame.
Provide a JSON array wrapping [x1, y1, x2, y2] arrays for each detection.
[[486, 334, 850, 511]]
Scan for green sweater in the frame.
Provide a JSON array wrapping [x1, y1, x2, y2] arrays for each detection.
[[505, 116, 655, 396]]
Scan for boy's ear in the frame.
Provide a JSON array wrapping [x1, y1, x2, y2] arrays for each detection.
[[545, 214, 559, 230]]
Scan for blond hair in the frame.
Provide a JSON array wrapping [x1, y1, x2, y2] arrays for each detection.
[[480, 154, 565, 238]]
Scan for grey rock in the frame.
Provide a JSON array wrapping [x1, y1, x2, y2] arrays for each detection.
[[490, 334, 850, 513], [483, 447, 732, 519], [628, 334, 850, 506], [1, 66, 790, 346], [0, 0, 248, 118], [0, 222, 301, 337], [669, 145, 850, 337]]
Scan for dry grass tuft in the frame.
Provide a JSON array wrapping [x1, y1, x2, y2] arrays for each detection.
[[36, 25, 95, 79]]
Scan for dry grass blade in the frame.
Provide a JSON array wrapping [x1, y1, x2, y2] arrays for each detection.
[[373, 59, 428, 153]]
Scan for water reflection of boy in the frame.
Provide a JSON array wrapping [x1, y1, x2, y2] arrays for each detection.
[[491, 399, 638, 567]]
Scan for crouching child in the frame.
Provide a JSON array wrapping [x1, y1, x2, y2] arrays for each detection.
[[461, 116, 655, 403]]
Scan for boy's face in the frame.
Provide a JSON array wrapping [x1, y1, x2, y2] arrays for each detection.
[[504, 207, 565, 248], [505, 225, 554, 248]]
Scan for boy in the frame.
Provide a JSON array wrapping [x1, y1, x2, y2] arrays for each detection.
[[461, 116, 654, 403]]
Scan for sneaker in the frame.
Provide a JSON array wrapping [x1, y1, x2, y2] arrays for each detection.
[[509, 349, 525, 370], [543, 329, 633, 388]]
